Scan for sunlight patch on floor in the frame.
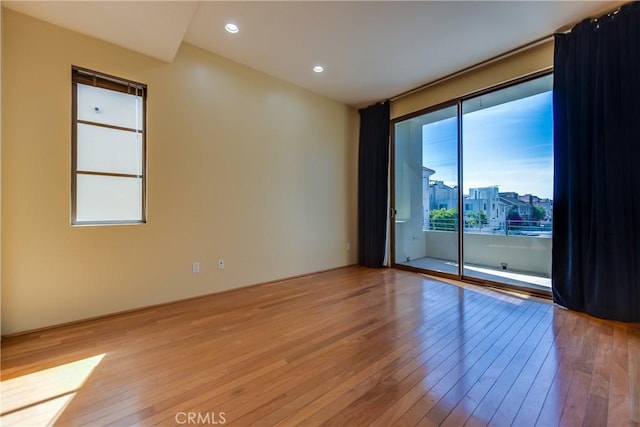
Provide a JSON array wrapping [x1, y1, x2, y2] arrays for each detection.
[[401, 256, 551, 291], [0, 353, 105, 426]]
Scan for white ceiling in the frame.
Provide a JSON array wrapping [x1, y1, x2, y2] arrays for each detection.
[[4, 1, 620, 107]]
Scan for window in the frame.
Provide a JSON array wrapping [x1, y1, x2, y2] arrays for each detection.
[[393, 72, 553, 291], [71, 67, 146, 225], [461, 73, 553, 288], [462, 74, 553, 236]]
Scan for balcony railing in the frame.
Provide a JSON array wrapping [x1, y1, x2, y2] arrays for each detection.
[[424, 218, 552, 237]]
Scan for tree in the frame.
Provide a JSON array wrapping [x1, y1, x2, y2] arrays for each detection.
[[465, 211, 488, 229], [506, 206, 522, 222], [506, 206, 522, 235], [532, 206, 546, 221], [430, 208, 458, 231]]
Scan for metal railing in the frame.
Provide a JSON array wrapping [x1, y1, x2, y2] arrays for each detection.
[[424, 218, 552, 237]]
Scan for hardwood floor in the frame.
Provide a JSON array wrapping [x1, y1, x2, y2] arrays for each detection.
[[1, 266, 639, 426]]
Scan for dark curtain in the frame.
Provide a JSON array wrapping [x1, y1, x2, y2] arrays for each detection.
[[553, 2, 640, 322], [358, 101, 390, 267]]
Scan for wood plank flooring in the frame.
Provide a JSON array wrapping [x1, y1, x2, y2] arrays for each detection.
[[1, 266, 639, 426]]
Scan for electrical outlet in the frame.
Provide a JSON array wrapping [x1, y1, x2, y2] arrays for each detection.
[[192, 262, 200, 273], [218, 259, 225, 270], [501, 262, 508, 270]]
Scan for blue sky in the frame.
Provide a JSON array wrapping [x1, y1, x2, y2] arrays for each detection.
[[422, 91, 554, 199]]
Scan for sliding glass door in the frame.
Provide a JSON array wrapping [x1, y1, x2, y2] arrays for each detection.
[[394, 105, 459, 275], [462, 75, 553, 290], [392, 73, 553, 292]]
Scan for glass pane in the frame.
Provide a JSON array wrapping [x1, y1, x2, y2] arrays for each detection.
[[461, 74, 553, 290], [394, 105, 459, 274], [77, 84, 143, 130], [76, 174, 142, 222], [77, 124, 142, 175]]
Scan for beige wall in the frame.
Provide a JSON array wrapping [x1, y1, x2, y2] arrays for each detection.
[[0, 5, 3, 335], [391, 41, 554, 119], [1, 9, 359, 335]]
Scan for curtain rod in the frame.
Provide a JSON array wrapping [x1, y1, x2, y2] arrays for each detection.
[[389, 1, 629, 103]]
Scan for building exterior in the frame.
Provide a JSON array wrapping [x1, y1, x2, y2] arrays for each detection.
[[465, 186, 500, 223], [422, 167, 436, 230], [519, 194, 553, 220], [424, 181, 553, 234], [429, 180, 458, 211]]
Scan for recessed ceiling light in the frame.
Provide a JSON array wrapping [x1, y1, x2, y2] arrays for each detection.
[[313, 65, 324, 73], [225, 23, 239, 34]]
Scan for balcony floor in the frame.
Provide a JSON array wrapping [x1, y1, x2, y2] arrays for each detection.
[[400, 256, 552, 292]]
